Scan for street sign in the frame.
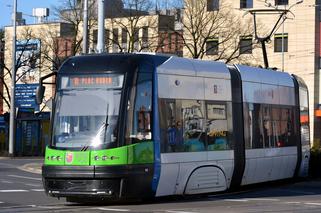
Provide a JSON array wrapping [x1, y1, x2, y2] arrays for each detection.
[[15, 83, 39, 111]]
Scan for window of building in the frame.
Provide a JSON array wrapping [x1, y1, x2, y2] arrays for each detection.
[[105, 29, 110, 53], [122, 28, 127, 44], [274, 33, 288, 52], [168, 32, 172, 51], [240, 0, 253, 8], [206, 38, 219, 55], [121, 28, 127, 51], [134, 28, 139, 43], [93, 29, 98, 45], [239, 36, 252, 54], [275, 0, 288, 5], [112, 28, 119, 52], [134, 28, 139, 51], [207, 0, 219, 11], [142, 27, 148, 43], [142, 27, 148, 49]]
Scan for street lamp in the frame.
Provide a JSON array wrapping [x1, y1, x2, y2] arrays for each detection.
[[9, 0, 17, 156], [97, 0, 105, 53], [83, 0, 88, 54]]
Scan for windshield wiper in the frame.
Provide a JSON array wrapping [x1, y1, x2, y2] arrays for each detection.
[[103, 104, 109, 143]]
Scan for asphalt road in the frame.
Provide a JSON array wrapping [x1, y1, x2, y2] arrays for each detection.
[[1, 158, 321, 212]]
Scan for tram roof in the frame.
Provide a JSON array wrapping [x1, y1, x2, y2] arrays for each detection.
[[58, 53, 170, 73]]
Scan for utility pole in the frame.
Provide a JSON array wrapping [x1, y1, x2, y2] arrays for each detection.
[[281, 15, 285, 71], [83, 0, 88, 54], [97, 0, 105, 53], [9, 0, 17, 156]]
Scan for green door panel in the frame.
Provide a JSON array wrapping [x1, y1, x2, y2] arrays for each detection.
[[127, 141, 154, 164], [44, 147, 65, 166]]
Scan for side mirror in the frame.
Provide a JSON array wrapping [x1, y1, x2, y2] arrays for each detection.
[[36, 85, 45, 105]]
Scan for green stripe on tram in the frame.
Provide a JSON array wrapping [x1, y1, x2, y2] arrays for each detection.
[[44, 141, 154, 166]]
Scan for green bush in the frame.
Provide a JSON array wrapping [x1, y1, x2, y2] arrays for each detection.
[[309, 147, 321, 178]]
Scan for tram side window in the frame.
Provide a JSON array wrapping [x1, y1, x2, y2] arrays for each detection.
[[262, 105, 274, 148], [270, 106, 295, 147], [271, 107, 281, 147], [160, 99, 206, 153], [181, 100, 206, 152], [243, 103, 264, 149], [126, 73, 152, 143], [281, 107, 295, 146], [206, 103, 230, 150], [299, 88, 310, 145], [159, 99, 184, 152]]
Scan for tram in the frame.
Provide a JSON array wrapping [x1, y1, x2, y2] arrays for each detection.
[[38, 53, 310, 201]]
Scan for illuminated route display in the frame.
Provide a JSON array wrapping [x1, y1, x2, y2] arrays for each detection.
[[60, 74, 124, 89]]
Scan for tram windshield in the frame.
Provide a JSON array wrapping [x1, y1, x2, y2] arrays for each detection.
[[52, 74, 124, 149]]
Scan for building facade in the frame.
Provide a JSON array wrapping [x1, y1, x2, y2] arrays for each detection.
[[181, 0, 319, 146], [0, 37, 4, 114]]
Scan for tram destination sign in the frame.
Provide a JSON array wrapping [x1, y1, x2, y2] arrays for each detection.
[[15, 83, 39, 111], [61, 74, 124, 89]]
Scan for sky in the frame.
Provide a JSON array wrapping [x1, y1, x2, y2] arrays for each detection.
[[0, 0, 58, 28]]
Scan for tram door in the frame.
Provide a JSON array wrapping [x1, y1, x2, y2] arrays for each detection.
[[16, 120, 40, 156]]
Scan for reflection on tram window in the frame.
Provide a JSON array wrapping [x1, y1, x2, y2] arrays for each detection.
[[181, 100, 206, 152], [244, 103, 296, 149], [262, 105, 273, 148], [243, 103, 264, 149], [126, 73, 152, 144], [159, 98, 232, 153], [206, 103, 229, 150], [159, 99, 184, 152]]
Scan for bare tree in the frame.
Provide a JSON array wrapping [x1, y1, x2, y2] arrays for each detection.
[[1, 27, 42, 109], [180, 0, 259, 63], [53, 0, 97, 55]]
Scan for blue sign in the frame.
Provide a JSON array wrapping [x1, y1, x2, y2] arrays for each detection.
[[0, 117, 5, 129], [15, 83, 39, 111]]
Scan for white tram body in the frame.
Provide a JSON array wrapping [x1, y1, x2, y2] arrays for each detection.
[[154, 56, 310, 196]]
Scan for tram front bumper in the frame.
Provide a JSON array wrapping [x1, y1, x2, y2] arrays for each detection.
[[42, 164, 154, 199]]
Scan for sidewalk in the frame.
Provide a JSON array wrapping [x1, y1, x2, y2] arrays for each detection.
[[18, 162, 42, 174], [0, 156, 43, 174]]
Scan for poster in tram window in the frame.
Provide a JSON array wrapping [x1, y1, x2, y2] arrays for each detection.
[[16, 39, 41, 84]]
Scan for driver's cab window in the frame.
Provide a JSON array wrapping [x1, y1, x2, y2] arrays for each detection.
[[126, 72, 152, 143]]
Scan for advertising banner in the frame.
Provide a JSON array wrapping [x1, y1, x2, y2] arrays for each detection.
[[16, 39, 41, 84]]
